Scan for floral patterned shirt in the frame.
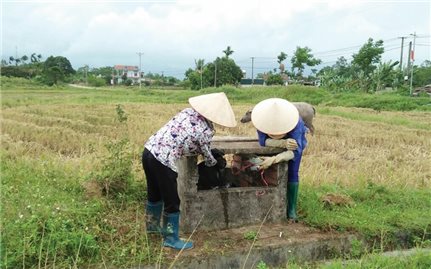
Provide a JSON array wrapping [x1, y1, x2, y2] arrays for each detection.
[[145, 108, 217, 172]]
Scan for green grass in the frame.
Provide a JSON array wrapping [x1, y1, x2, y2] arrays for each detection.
[[1, 77, 430, 267], [1, 150, 150, 268], [300, 183, 431, 249], [326, 249, 431, 269], [1, 153, 100, 267], [2, 77, 430, 111], [282, 249, 431, 269], [318, 107, 431, 131]]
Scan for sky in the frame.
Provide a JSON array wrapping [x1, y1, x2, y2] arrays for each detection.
[[2, 0, 430, 79]]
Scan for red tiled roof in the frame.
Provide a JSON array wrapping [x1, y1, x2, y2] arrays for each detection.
[[114, 65, 139, 71]]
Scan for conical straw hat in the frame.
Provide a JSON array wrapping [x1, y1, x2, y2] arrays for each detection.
[[251, 98, 299, 135], [189, 92, 237, 127]]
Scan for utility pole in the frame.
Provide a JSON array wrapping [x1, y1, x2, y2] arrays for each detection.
[[398, 36, 406, 71], [214, 62, 217, 87], [85, 64, 88, 85], [200, 65, 203, 90], [409, 32, 416, 96], [251, 57, 255, 85], [136, 52, 144, 89], [407, 41, 412, 73], [195, 58, 204, 90]]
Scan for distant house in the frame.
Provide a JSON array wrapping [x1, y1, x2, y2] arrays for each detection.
[[113, 65, 141, 84], [240, 78, 265, 87]]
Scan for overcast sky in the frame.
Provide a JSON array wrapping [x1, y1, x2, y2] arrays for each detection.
[[2, 0, 430, 79]]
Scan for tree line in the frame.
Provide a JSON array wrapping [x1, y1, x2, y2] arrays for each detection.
[[1, 55, 75, 86], [1, 37, 430, 92]]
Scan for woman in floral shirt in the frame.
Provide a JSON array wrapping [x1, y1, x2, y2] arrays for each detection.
[[142, 92, 236, 250]]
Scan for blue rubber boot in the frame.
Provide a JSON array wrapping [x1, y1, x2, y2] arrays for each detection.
[[145, 201, 163, 234], [163, 212, 193, 250]]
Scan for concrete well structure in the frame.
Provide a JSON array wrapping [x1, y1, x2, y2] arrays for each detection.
[[177, 137, 288, 233]]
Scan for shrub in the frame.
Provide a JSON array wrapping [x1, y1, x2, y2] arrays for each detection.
[[95, 138, 133, 197], [89, 105, 133, 198], [87, 76, 106, 87], [124, 79, 133, 86]]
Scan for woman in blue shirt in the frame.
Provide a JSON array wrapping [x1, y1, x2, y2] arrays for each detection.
[[252, 98, 308, 221]]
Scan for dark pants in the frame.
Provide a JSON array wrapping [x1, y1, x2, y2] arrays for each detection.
[[142, 148, 180, 213], [287, 153, 302, 183]]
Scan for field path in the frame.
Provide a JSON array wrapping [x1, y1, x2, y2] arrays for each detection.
[[68, 83, 95, 89]]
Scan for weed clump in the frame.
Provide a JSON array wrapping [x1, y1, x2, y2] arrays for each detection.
[[244, 230, 258, 240], [88, 105, 133, 198], [95, 138, 133, 197]]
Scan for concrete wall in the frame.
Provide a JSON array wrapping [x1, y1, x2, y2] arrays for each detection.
[[177, 138, 289, 233]]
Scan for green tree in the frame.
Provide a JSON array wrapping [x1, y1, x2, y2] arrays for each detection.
[[9, 56, 20, 66], [42, 56, 75, 85], [370, 60, 400, 91], [350, 38, 384, 92], [413, 60, 431, 87], [184, 68, 202, 90], [87, 76, 106, 87], [194, 59, 205, 89], [1, 66, 32, 78], [291, 46, 321, 78], [223, 46, 234, 58], [352, 38, 384, 78], [44, 56, 75, 76], [20, 55, 29, 64], [30, 53, 39, 63], [266, 73, 284, 85], [3, 53, 43, 78], [185, 57, 242, 89], [333, 56, 354, 77], [277, 51, 287, 74], [92, 66, 114, 84], [195, 59, 205, 71], [44, 66, 65, 85], [208, 57, 243, 87]]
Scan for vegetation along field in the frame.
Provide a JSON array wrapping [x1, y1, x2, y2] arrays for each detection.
[[1, 77, 431, 268]]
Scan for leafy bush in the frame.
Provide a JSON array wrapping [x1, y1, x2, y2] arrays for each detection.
[[124, 79, 133, 86], [243, 230, 258, 240], [1, 65, 34, 78], [90, 105, 133, 198], [266, 73, 284, 85], [94, 138, 133, 197], [257, 261, 269, 269], [88, 76, 106, 87]]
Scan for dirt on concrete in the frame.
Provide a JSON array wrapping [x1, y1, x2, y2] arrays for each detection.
[[160, 221, 357, 267]]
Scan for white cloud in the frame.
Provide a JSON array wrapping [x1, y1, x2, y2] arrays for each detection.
[[2, 0, 429, 77]]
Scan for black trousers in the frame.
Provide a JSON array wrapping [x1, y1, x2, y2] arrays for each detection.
[[142, 148, 180, 213]]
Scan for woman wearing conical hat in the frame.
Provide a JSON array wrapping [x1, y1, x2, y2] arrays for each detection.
[[142, 92, 236, 250], [251, 98, 308, 222]]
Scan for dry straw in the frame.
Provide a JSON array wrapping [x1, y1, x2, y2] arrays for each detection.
[[1, 103, 430, 190]]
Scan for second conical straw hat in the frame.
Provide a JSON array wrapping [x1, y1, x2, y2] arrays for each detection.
[[251, 98, 299, 135]]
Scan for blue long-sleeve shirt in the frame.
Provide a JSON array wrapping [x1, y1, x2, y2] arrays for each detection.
[[257, 118, 308, 182]]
